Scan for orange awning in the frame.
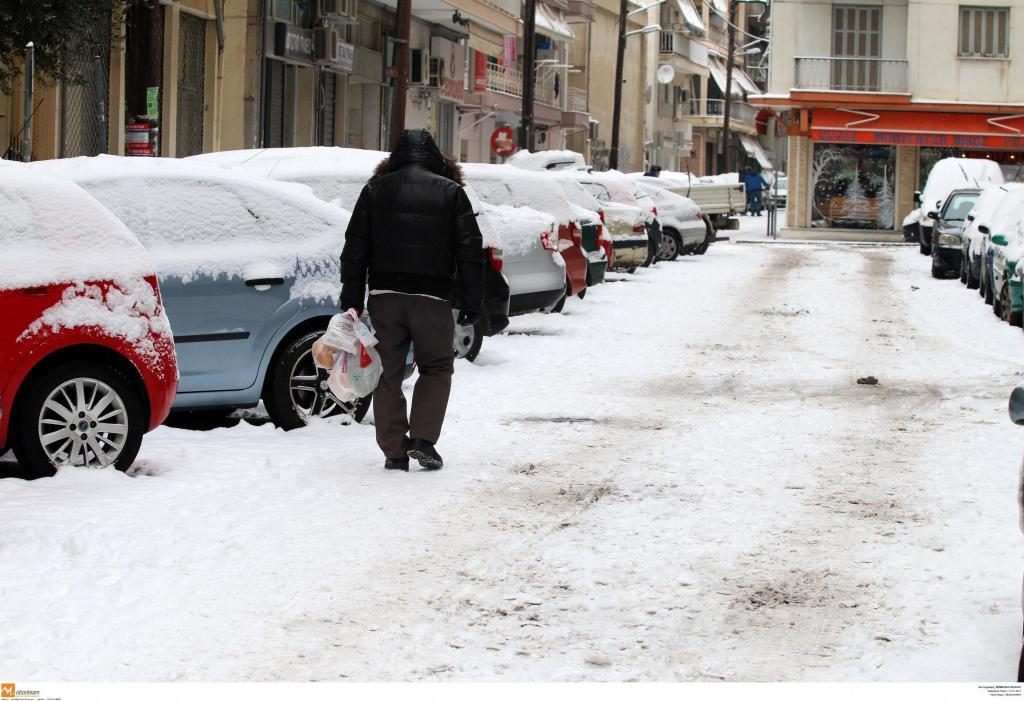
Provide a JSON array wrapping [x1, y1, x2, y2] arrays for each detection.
[[811, 108, 1024, 150]]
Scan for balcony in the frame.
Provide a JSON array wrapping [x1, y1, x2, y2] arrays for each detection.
[[795, 57, 909, 93], [658, 31, 709, 73], [485, 63, 560, 108], [690, 99, 757, 123]]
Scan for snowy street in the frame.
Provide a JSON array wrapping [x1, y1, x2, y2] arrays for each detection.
[[3, 219, 1023, 682]]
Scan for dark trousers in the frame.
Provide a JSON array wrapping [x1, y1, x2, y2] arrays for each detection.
[[367, 293, 455, 459], [747, 189, 764, 215]]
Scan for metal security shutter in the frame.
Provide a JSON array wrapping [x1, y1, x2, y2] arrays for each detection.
[[177, 13, 207, 156], [59, 16, 112, 157], [318, 71, 337, 146], [264, 59, 286, 147], [436, 102, 455, 155]]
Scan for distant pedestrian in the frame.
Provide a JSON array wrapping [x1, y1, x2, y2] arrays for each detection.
[[743, 166, 768, 216], [340, 129, 484, 471], [644, 165, 663, 178]]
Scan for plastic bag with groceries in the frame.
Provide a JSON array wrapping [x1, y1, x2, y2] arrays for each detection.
[[312, 310, 383, 403]]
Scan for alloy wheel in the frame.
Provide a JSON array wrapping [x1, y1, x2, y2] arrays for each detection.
[[38, 378, 128, 468], [659, 234, 678, 260], [289, 349, 350, 422]]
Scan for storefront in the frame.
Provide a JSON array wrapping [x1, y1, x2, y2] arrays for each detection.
[[785, 107, 1024, 232]]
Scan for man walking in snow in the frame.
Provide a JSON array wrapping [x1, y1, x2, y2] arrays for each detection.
[[340, 129, 484, 471], [743, 166, 768, 216]]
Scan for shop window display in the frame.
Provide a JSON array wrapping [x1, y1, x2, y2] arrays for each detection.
[[812, 144, 896, 230]]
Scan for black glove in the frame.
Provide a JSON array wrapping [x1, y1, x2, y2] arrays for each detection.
[[457, 308, 482, 327]]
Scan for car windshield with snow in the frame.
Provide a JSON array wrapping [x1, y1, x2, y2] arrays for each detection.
[[0, 171, 177, 476]]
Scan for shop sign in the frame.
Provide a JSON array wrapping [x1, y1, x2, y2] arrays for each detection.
[[473, 51, 489, 93], [432, 37, 466, 103], [491, 126, 516, 156], [813, 128, 1024, 151], [335, 40, 355, 72], [811, 109, 1024, 151], [274, 22, 314, 63], [126, 121, 159, 157]]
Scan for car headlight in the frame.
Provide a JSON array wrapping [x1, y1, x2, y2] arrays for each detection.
[[937, 233, 961, 247]]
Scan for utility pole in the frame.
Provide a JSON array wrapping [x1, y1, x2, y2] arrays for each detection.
[[719, 0, 737, 174], [22, 42, 33, 162], [520, 0, 538, 150], [608, 0, 628, 170], [389, 0, 412, 149]]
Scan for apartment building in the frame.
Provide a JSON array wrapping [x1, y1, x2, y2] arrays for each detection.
[[755, 0, 1024, 234]]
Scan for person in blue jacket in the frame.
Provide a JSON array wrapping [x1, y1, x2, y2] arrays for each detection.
[[743, 166, 768, 216]]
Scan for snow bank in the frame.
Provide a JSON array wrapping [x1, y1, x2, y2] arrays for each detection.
[[0, 170, 155, 290], [28, 156, 350, 303]]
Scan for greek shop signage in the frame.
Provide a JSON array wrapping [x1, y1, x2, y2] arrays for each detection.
[[813, 128, 1024, 150], [274, 23, 314, 63]]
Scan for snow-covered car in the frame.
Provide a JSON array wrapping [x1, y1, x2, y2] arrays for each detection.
[[505, 149, 587, 172], [482, 203, 567, 314], [572, 173, 648, 272], [639, 170, 744, 229], [0, 170, 178, 476], [463, 163, 588, 311], [975, 185, 1024, 308], [961, 185, 1019, 290], [913, 157, 1004, 255], [190, 147, 510, 362], [634, 177, 709, 259], [30, 155, 359, 430], [928, 188, 980, 279], [555, 176, 610, 287]]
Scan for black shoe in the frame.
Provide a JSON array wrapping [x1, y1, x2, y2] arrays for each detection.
[[384, 457, 409, 471], [407, 438, 443, 470]]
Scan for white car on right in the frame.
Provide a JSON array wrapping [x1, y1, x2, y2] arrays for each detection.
[[909, 157, 1003, 255]]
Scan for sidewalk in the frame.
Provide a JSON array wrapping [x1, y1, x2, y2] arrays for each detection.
[[730, 210, 913, 246]]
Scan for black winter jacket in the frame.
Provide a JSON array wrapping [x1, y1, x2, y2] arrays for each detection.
[[339, 145, 484, 313]]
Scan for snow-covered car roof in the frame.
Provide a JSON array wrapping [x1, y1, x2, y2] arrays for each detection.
[[505, 149, 587, 171], [480, 203, 556, 257], [193, 148, 502, 249], [28, 156, 350, 288], [645, 187, 701, 221], [980, 184, 1024, 235], [571, 171, 640, 207], [462, 163, 576, 228], [0, 170, 154, 290], [920, 158, 1004, 215], [553, 175, 602, 215]]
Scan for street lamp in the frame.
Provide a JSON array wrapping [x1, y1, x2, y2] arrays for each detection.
[[608, 13, 661, 171], [719, 0, 767, 174]]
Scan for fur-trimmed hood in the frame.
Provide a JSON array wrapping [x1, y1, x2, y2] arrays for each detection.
[[372, 129, 464, 186]]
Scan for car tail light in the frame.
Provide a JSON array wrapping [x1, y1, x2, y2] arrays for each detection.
[[571, 222, 582, 247], [488, 247, 503, 273], [652, 206, 658, 217], [633, 221, 646, 234], [598, 209, 606, 224], [540, 228, 558, 251]]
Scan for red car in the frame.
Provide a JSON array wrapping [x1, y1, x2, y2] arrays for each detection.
[[0, 171, 177, 476]]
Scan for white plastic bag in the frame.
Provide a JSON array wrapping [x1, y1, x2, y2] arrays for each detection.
[[312, 310, 383, 403]]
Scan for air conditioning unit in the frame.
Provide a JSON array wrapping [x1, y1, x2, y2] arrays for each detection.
[[319, 0, 358, 23], [428, 56, 445, 89], [314, 27, 340, 63]]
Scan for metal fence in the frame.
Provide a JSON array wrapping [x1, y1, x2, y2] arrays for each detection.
[[59, 18, 111, 157], [176, 13, 207, 157], [795, 57, 908, 93]]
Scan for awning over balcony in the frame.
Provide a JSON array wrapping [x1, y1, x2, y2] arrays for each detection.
[[675, 0, 705, 32], [536, 3, 575, 40], [707, 56, 760, 97], [740, 134, 773, 170]]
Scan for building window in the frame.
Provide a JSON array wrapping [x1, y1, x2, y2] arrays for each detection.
[[832, 6, 881, 90], [959, 7, 1009, 57], [811, 143, 896, 230]]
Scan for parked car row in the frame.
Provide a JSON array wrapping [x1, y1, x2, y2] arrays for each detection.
[[912, 163, 1024, 329], [0, 147, 715, 478]]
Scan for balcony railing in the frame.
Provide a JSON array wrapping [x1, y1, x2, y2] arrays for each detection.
[[659, 31, 687, 55], [568, 87, 587, 113], [690, 99, 756, 122], [485, 63, 560, 107], [795, 57, 909, 93]]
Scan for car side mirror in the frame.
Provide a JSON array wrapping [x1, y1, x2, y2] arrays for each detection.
[[913, 190, 922, 205], [926, 211, 938, 220], [992, 234, 1009, 246], [978, 225, 990, 235], [1010, 385, 1024, 425]]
